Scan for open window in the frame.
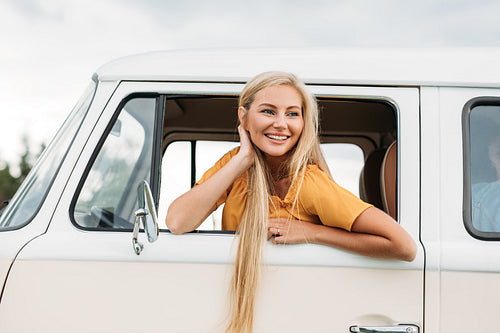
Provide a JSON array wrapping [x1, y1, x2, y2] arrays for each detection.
[[158, 95, 397, 232]]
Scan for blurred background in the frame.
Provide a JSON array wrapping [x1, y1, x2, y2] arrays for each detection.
[[1, 0, 500, 200]]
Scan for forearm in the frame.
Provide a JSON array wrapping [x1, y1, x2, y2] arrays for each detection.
[[269, 207, 417, 261], [309, 224, 414, 261]]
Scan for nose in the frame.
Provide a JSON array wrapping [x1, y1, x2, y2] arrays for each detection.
[[273, 113, 287, 129]]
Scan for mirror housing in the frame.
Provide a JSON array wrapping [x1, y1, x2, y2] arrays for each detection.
[[132, 180, 159, 255]]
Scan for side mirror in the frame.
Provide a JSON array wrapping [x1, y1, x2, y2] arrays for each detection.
[[132, 180, 159, 255]]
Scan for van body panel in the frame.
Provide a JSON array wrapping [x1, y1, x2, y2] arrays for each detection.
[[421, 86, 500, 332]]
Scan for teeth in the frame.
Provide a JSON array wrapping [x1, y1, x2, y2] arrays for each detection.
[[266, 134, 287, 141]]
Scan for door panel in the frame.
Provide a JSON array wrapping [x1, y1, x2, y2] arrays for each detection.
[[1, 232, 423, 332], [421, 87, 500, 333]]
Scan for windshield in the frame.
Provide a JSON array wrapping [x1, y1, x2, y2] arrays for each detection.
[[0, 81, 96, 230]]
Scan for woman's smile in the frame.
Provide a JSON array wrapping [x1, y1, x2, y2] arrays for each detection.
[[265, 133, 289, 142]]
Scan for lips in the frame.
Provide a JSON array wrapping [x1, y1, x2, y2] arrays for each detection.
[[265, 134, 289, 141]]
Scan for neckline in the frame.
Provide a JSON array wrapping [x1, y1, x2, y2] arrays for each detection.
[[270, 164, 317, 203]]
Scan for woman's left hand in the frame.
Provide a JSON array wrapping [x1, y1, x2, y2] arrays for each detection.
[[268, 218, 319, 244], [267, 208, 416, 262]]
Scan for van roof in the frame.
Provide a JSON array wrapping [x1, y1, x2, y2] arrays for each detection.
[[95, 48, 500, 87]]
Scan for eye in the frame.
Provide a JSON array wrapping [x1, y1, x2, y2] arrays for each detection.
[[261, 109, 274, 115], [287, 111, 300, 117]]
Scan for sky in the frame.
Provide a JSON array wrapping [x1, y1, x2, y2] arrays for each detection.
[[2, 0, 500, 173]]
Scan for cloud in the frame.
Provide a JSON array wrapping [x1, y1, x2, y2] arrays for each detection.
[[1, 0, 500, 164], [0, 0, 175, 163]]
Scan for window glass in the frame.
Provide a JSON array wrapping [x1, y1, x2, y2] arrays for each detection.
[[0, 81, 96, 230], [73, 97, 157, 229], [159, 141, 363, 231], [468, 104, 500, 234]]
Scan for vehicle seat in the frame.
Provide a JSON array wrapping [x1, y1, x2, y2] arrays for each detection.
[[359, 148, 386, 211], [380, 141, 397, 220]]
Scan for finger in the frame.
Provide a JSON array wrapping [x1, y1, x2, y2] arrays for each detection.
[[267, 229, 275, 240], [238, 125, 251, 144], [268, 227, 280, 235], [272, 235, 287, 244], [268, 218, 288, 230]]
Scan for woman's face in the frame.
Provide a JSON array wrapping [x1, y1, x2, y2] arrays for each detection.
[[240, 85, 304, 161]]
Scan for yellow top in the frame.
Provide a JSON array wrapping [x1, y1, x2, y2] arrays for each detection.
[[196, 148, 372, 231]]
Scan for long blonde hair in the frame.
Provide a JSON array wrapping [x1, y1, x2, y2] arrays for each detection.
[[226, 71, 329, 333]]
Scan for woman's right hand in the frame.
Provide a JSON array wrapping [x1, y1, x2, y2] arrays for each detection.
[[236, 125, 255, 170]]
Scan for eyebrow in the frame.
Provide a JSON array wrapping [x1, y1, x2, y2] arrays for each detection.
[[257, 103, 301, 110]]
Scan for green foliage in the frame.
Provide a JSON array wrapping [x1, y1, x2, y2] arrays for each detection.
[[0, 139, 45, 202], [0, 165, 18, 202]]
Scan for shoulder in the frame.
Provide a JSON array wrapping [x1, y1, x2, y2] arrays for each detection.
[[473, 182, 500, 201], [290, 164, 335, 199], [473, 182, 498, 196], [208, 146, 241, 170], [219, 147, 240, 164], [299, 164, 358, 199], [302, 164, 332, 183], [195, 147, 241, 185]]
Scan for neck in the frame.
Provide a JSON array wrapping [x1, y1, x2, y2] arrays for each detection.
[[264, 154, 288, 179]]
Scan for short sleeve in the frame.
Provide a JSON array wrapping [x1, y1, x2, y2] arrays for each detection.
[[195, 147, 240, 209], [299, 166, 372, 231]]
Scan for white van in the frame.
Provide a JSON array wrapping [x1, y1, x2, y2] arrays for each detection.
[[1, 48, 500, 333]]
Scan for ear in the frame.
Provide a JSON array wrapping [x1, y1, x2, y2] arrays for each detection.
[[238, 106, 247, 129]]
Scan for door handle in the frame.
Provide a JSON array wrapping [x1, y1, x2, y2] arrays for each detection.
[[349, 324, 419, 333]]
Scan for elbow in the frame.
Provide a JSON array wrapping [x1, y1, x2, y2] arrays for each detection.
[[396, 238, 417, 262], [401, 249, 417, 262], [165, 215, 186, 235]]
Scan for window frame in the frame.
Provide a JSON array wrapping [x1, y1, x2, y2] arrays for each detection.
[[462, 96, 500, 240], [70, 92, 163, 232]]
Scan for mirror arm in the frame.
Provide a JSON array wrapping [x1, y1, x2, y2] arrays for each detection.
[[132, 180, 159, 255], [132, 208, 147, 255]]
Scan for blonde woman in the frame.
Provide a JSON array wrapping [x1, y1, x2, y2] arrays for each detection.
[[166, 71, 417, 333]]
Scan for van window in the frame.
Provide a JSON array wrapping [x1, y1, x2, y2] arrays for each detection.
[[160, 95, 397, 232], [158, 140, 364, 232], [72, 97, 157, 230], [464, 98, 500, 239]]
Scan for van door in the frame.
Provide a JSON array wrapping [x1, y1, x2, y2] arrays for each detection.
[[0, 81, 423, 332], [421, 87, 500, 332]]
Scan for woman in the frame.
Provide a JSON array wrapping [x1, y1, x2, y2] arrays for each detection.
[[166, 71, 416, 333]]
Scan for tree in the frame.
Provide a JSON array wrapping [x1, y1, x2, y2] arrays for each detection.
[[0, 164, 17, 202], [0, 138, 45, 203]]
